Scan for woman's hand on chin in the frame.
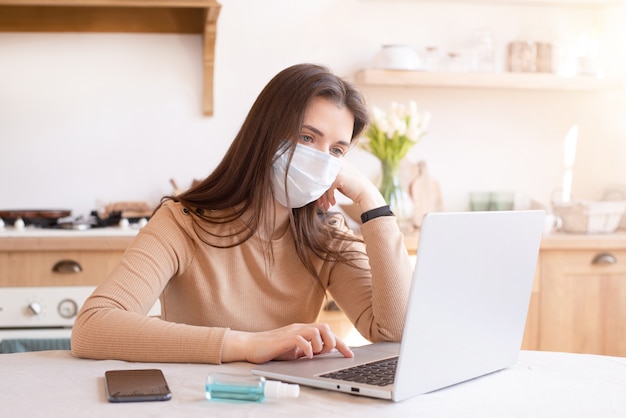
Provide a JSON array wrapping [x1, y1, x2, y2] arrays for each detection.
[[318, 159, 386, 213], [221, 323, 354, 364]]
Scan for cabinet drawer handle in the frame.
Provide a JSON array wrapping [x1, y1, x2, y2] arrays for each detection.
[[591, 253, 617, 265], [52, 260, 83, 274]]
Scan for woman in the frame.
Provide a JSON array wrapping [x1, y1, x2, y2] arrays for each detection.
[[71, 64, 412, 364]]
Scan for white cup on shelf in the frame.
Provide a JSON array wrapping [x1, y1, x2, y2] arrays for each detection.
[[372, 45, 422, 71]]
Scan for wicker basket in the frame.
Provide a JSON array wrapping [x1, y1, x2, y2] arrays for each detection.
[[552, 200, 626, 234]]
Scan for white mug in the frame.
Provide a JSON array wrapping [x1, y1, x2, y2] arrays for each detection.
[[543, 214, 562, 235]]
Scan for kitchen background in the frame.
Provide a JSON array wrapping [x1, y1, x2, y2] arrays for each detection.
[[1, 0, 625, 217]]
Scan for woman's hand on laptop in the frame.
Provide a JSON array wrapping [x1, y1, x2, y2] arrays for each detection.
[[221, 323, 354, 364]]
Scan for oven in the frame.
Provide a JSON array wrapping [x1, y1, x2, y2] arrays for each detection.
[[0, 286, 96, 353], [0, 211, 152, 353], [0, 285, 160, 353]]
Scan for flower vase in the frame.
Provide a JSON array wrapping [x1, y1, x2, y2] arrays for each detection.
[[379, 160, 413, 227]]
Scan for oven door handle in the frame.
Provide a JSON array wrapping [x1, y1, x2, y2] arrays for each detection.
[[52, 260, 83, 274]]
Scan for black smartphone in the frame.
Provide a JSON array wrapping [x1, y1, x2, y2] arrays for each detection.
[[104, 369, 172, 403]]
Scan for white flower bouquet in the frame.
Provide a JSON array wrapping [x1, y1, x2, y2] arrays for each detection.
[[360, 101, 431, 166], [360, 101, 431, 207]]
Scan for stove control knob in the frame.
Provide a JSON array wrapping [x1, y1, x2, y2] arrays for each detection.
[[29, 301, 42, 315], [58, 299, 78, 319]]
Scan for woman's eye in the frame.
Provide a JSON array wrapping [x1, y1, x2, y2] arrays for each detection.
[[300, 135, 313, 143], [330, 147, 345, 157]]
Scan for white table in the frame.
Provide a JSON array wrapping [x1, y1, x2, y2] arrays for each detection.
[[1, 350, 626, 417]]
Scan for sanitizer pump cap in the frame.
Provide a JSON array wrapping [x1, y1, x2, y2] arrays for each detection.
[[264, 380, 300, 399]]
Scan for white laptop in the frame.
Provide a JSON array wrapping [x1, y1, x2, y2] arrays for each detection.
[[252, 210, 545, 402]]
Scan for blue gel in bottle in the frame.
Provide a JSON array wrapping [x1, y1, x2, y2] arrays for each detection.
[[205, 373, 299, 402]]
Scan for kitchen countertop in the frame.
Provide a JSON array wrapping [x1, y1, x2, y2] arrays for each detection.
[[0, 349, 625, 417], [402, 231, 626, 254], [0, 226, 138, 251], [2, 227, 624, 253], [537, 231, 626, 250], [0, 226, 140, 238]]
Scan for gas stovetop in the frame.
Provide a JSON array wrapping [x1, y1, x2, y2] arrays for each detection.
[[0, 210, 147, 229], [0, 209, 148, 237]]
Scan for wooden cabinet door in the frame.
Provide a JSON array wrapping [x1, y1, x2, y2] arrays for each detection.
[[520, 267, 540, 350], [539, 249, 626, 356]]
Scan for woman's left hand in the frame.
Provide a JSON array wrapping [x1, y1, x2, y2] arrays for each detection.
[[317, 159, 387, 212]]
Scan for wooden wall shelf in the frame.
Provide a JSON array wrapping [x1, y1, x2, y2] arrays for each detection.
[[370, 0, 623, 5], [0, 0, 221, 116], [355, 69, 623, 92]]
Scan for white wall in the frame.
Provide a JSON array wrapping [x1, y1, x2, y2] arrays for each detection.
[[1, 0, 625, 216]]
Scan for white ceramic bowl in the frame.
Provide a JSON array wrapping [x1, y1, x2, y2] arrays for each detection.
[[372, 45, 422, 71]]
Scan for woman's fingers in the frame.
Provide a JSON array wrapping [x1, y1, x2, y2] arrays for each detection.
[[317, 188, 336, 211], [240, 323, 353, 363], [289, 323, 330, 357], [290, 323, 354, 359], [333, 336, 354, 358]]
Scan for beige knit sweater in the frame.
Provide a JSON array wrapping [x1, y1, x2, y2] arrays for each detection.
[[71, 201, 412, 364]]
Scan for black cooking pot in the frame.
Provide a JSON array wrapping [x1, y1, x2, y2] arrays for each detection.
[[0, 209, 72, 227]]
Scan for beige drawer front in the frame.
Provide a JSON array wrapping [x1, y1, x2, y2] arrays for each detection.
[[0, 250, 125, 287]]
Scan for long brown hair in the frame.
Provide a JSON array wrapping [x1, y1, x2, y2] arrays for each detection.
[[162, 63, 370, 279]]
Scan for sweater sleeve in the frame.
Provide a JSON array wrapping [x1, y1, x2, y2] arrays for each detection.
[[325, 216, 412, 342], [70, 204, 228, 364]]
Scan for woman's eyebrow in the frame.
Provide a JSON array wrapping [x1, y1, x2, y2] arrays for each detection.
[[303, 124, 324, 137]]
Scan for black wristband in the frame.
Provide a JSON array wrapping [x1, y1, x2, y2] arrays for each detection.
[[360, 205, 395, 223]]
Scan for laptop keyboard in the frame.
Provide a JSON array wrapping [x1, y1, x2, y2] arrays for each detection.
[[320, 357, 398, 386]]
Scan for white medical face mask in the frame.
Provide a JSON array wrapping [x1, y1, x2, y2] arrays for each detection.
[[272, 143, 343, 209]]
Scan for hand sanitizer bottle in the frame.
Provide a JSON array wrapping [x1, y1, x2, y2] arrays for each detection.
[[205, 373, 299, 402]]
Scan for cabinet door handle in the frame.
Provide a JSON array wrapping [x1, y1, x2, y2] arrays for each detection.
[[591, 253, 617, 265], [52, 259, 83, 274]]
